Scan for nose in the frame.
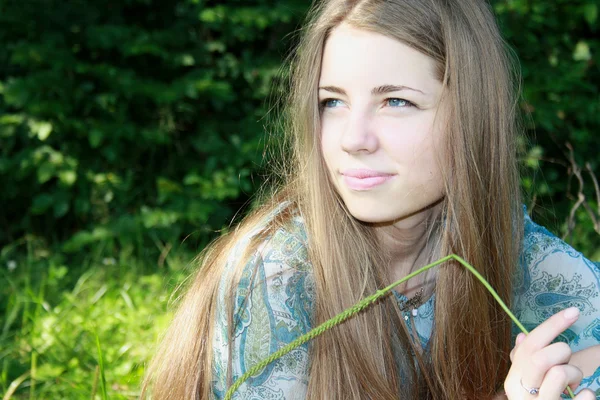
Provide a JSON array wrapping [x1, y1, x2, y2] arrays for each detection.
[[340, 112, 378, 154]]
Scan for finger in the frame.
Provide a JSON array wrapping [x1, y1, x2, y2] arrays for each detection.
[[574, 389, 596, 400], [520, 307, 579, 353], [510, 333, 526, 362], [518, 342, 573, 396], [520, 341, 572, 392], [538, 364, 582, 398], [570, 344, 600, 377]]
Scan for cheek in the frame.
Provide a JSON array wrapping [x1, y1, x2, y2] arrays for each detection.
[[381, 119, 446, 184], [415, 135, 445, 179], [319, 119, 341, 162], [415, 133, 446, 192], [380, 119, 436, 159]]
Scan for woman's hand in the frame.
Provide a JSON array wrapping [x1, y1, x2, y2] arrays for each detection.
[[570, 344, 600, 377], [503, 307, 596, 399]]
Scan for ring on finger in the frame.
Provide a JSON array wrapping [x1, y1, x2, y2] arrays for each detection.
[[520, 378, 540, 396]]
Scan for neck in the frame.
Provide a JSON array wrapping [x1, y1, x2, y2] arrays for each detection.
[[373, 202, 442, 296]]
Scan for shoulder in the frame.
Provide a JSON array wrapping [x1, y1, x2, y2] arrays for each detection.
[[513, 207, 600, 349], [212, 205, 315, 399], [226, 207, 314, 325], [230, 210, 315, 340]]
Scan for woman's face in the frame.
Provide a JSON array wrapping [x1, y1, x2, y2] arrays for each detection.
[[319, 25, 447, 225]]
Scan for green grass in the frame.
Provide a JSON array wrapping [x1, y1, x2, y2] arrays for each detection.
[[0, 238, 192, 399]]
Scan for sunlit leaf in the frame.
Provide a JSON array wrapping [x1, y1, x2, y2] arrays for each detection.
[[573, 41, 591, 61]]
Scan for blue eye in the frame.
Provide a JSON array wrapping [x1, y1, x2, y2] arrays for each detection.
[[387, 98, 414, 108], [320, 99, 344, 109]]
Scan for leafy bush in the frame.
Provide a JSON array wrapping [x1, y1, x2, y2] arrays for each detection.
[[1, 0, 598, 258], [0, 0, 307, 257], [494, 0, 600, 255]]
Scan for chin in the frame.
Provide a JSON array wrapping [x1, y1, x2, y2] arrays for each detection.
[[345, 199, 444, 226], [345, 205, 403, 224]]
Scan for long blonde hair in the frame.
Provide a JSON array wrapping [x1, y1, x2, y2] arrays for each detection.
[[142, 0, 523, 398]]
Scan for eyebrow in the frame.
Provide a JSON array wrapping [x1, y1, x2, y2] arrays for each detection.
[[318, 84, 426, 96]]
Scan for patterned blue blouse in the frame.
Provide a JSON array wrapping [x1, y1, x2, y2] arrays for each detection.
[[211, 208, 600, 399]]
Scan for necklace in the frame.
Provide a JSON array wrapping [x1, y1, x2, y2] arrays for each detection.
[[397, 287, 425, 317]]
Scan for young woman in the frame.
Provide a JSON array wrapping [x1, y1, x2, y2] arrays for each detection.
[[143, 0, 600, 398]]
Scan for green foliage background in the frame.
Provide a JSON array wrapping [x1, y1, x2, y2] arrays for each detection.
[[0, 0, 598, 398]]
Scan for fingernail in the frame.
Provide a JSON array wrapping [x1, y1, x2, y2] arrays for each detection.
[[564, 307, 580, 320], [516, 333, 525, 344]]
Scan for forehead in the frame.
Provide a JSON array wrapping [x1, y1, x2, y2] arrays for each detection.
[[319, 25, 440, 92]]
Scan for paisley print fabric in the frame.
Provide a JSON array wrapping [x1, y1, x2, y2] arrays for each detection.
[[212, 213, 313, 399], [211, 208, 600, 398]]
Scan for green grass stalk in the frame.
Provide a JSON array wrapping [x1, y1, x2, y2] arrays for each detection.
[[29, 352, 36, 400], [2, 372, 30, 400], [95, 334, 109, 400], [91, 365, 99, 400]]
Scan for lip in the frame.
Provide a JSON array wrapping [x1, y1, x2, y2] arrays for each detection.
[[340, 169, 395, 191]]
